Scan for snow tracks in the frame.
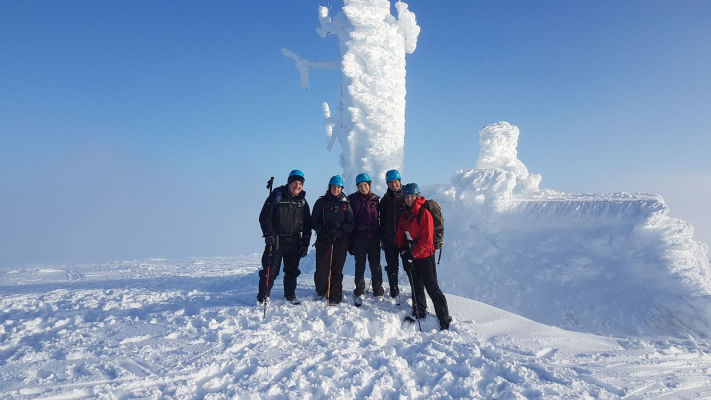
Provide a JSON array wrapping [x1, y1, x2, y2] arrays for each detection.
[[2, 258, 711, 398]]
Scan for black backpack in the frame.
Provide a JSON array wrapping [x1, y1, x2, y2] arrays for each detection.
[[416, 199, 444, 250]]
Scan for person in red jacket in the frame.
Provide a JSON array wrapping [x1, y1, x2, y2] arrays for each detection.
[[396, 183, 452, 330]]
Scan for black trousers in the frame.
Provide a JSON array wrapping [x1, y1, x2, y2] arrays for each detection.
[[353, 236, 384, 297], [314, 237, 348, 304], [382, 240, 403, 297], [257, 235, 301, 301], [409, 255, 449, 325]]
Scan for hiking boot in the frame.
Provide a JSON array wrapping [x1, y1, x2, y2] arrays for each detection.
[[354, 295, 364, 307], [329, 295, 343, 305], [394, 294, 401, 306], [257, 297, 269, 306], [440, 316, 453, 331], [372, 285, 385, 298], [411, 309, 428, 319], [316, 292, 327, 300], [286, 296, 301, 305]]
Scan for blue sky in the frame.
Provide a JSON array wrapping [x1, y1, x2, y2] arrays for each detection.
[[1, 1, 709, 266]]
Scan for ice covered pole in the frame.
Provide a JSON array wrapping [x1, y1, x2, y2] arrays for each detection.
[[283, 0, 420, 194]]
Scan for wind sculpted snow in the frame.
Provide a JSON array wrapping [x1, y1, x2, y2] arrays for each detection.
[[424, 121, 711, 339], [2, 258, 711, 399]]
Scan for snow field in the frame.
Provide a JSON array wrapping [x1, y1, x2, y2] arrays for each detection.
[[2, 258, 711, 399]]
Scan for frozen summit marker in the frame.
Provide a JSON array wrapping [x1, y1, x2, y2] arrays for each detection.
[[283, 0, 420, 194]]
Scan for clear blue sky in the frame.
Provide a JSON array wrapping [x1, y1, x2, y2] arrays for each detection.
[[1, 1, 709, 267]]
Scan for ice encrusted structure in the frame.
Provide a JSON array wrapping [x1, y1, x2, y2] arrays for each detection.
[[283, 0, 419, 194], [427, 121, 711, 338]]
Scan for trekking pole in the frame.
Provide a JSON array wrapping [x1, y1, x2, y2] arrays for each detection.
[[263, 244, 273, 320], [437, 247, 443, 265], [262, 177, 274, 319], [326, 241, 334, 307], [405, 231, 422, 332], [405, 266, 422, 332]]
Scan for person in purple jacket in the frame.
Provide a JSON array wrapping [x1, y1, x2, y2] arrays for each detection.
[[348, 173, 385, 307]]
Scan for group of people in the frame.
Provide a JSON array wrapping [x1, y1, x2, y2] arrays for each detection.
[[257, 169, 451, 331]]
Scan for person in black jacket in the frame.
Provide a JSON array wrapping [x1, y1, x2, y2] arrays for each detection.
[[379, 169, 405, 304], [312, 175, 354, 305], [257, 170, 312, 305]]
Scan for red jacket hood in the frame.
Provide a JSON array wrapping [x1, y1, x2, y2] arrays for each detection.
[[408, 196, 427, 215]]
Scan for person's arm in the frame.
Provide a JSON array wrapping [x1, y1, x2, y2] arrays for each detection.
[[301, 200, 312, 246], [311, 198, 324, 235], [378, 198, 386, 238], [258, 191, 277, 236], [344, 202, 355, 234], [411, 209, 434, 259], [396, 216, 406, 250]]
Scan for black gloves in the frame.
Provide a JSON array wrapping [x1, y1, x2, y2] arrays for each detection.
[[400, 248, 414, 264], [298, 245, 308, 258], [264, 234, 276, 247]]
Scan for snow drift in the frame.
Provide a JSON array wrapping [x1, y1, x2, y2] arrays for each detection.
[[425, 121, 711, 339]]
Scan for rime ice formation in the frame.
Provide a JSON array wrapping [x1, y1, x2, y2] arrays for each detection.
[[424, 122, 711, 338], [475, 122, 544, 196], [283, 0, 420, 193]]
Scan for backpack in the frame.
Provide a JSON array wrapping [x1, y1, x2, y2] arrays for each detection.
[[416, 199, 444, 250]]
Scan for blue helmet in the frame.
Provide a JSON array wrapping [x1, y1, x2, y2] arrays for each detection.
[[385, 169, 401, 182], [329, 175, 345, 188], [355, 173, 371, 186], [402, 183, 420, 197], [288, 170, 305, 185]]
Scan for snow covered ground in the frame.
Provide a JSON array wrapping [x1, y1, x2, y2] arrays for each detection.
[[2, 257, 711, 399]]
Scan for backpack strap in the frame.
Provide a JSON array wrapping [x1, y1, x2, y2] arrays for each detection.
[[274, 190, 306, 210], [270, 190, 283, 214]]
